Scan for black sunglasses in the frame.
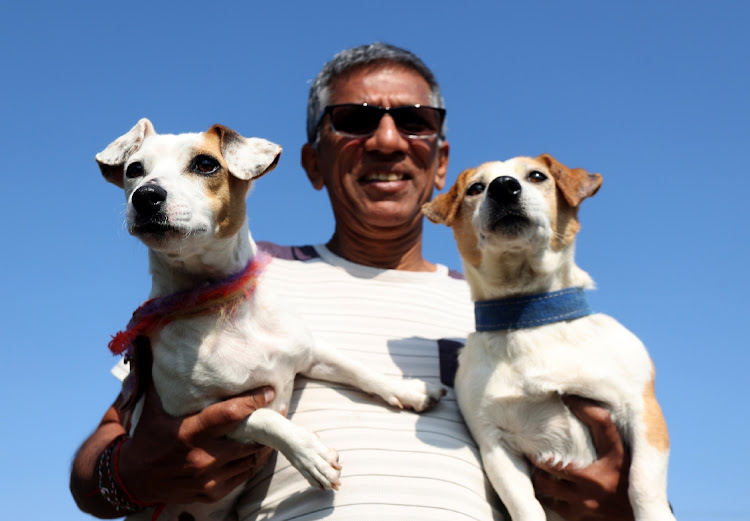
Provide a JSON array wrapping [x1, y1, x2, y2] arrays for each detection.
[[318, 103, 446, 139]]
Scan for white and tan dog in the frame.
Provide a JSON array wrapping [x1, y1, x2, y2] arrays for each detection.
[[97, 119, 444, 521], [422, 154, 674, 521]]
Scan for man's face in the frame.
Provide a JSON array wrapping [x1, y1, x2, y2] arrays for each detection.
[[303, 64, 449, 236]]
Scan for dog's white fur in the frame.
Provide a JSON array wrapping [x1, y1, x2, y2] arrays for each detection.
[[423, 155, 674, 521], [97, 118, 444, 521]]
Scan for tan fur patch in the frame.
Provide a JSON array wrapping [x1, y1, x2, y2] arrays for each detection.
[[422, 168, 473, 226], [550, 191, 581, 251], [452, 210, 483, 268], [198, 131, 251, 239], [537, 154, 602, 208], [534, 154, 601, 251], [642, 372, 670, 451], [423, 168, 483, 267]]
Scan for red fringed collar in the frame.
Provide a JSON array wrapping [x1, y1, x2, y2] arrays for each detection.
[[108, 251, 272, 357]]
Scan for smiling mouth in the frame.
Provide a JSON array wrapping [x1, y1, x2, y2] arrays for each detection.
[[360, 172, 411, 184]]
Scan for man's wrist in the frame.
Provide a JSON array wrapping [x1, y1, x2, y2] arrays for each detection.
[[95, 434, 154, 515]]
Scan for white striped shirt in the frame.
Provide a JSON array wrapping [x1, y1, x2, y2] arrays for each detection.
[[235, 244, 506, 521]]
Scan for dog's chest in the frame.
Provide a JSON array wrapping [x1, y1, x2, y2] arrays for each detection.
[[150, 290, 315, 416], [462, 314, 651, 396], [456, 314, 653, 466]]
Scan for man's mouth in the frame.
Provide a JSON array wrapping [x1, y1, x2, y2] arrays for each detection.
[[360, 172, 411, 184]]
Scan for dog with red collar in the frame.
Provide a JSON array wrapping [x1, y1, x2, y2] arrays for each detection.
[[97, 119, 445, 521], [423, 154, 674, 521]]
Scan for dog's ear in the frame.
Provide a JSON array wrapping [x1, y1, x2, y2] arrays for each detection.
[[537, 154, 602, 207], [422, 168, 476, 226], [95, 118, 155, 188], [210, 125, 282, 181]]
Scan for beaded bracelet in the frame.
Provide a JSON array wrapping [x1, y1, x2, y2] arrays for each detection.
[[96, 434, 149, 515]]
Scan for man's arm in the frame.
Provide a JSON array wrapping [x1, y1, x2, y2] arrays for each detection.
[[70, 395, 131, 519], [532, 396, 634, 521], [70, 384, 275, 518]]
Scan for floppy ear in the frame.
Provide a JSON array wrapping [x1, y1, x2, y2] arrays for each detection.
[[209, 124, 282, 181], [537, 154, 602, 207], [95, 118, 155, 188], [422, 168, 475, 226]]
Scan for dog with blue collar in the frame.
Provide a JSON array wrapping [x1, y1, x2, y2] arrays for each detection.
[[423, 154, 674, 521]]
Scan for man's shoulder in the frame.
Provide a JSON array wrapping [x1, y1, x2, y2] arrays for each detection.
[[447, 267, 465, 280], [258, 241, 319, 261], [258, 241, 465, 280]]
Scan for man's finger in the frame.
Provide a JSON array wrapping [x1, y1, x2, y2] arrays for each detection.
[[537, 497, 576, 521], [533, 468, 574, 498], [199, 433, 276, 467], [193, 447, 276, 503], [562, 395, 623, 459], [533, 458, 568, 477], [534, 469, 601, 521], [188, 387, 276, 440]]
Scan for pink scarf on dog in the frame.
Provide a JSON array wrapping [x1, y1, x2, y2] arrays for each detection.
[[108, 251, 271, 357]]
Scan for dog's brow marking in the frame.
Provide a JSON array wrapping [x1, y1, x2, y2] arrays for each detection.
[[642, 376, 670, 451], [196, 133, 249, 239]]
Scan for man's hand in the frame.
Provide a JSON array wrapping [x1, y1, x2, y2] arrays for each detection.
[[118, 383, 276, 505], [531, 396, 634, 521]]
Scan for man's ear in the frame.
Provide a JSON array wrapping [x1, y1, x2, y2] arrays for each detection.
[[434, 140, 450, 191], [301, 142, 325, 190]]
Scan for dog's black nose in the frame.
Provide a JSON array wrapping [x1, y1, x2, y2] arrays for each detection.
[[488, 176, 522, 204], [132, 185, 167, 217]]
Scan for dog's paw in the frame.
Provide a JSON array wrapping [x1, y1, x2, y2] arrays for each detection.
[[286, 432, 342, 491], [383, 379, 446, 412]]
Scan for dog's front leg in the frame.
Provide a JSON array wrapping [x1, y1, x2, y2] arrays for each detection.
[[477, 440, 548, 521], [626, 405, 676, 521], [303, 342, 444, 411], [229, 408, 342, 490]]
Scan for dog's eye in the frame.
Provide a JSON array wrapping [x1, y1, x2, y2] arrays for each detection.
[[125, 162, 144, 178], [527, 171, 548, 183], [191, 155, 221, 175], [466, 182, 486, 196]]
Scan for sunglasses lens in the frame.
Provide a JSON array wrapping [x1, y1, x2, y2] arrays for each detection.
[[330, 105, 382, 136], [327, 104, 444, 138], [393, 107, 443, 136]]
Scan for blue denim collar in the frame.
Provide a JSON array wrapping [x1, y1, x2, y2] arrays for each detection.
[[474, 287, 592, 331]]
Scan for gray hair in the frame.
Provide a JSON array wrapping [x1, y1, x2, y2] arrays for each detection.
[[306, 42, 446, 144]]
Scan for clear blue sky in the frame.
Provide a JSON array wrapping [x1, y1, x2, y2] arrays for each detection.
[[2, 1, 748, 519]]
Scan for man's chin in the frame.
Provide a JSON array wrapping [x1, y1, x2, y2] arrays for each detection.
[[358, 203, 423, 230]]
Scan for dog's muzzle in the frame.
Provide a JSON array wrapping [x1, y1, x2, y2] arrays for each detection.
[[132, 184, 167, 218], [485, 176, 529, 234], [488, 176, 522, 204], [130, 184, 175, 236]]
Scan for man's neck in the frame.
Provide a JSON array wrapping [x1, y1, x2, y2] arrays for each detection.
[[326, 227, 437, 272]]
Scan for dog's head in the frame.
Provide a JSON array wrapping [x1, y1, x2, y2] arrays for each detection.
[[96, 119, 282, 253], [423, 155, 602, 297]]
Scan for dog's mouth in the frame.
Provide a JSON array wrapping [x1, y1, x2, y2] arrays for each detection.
[[132, 221, 180, 237], [489, 211, 531, 234]]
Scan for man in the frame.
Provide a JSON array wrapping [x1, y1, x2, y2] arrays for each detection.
[[71, 43, 633, 520]]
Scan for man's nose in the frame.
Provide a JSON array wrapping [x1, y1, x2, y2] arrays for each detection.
[[365, 114, 409, 153]]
